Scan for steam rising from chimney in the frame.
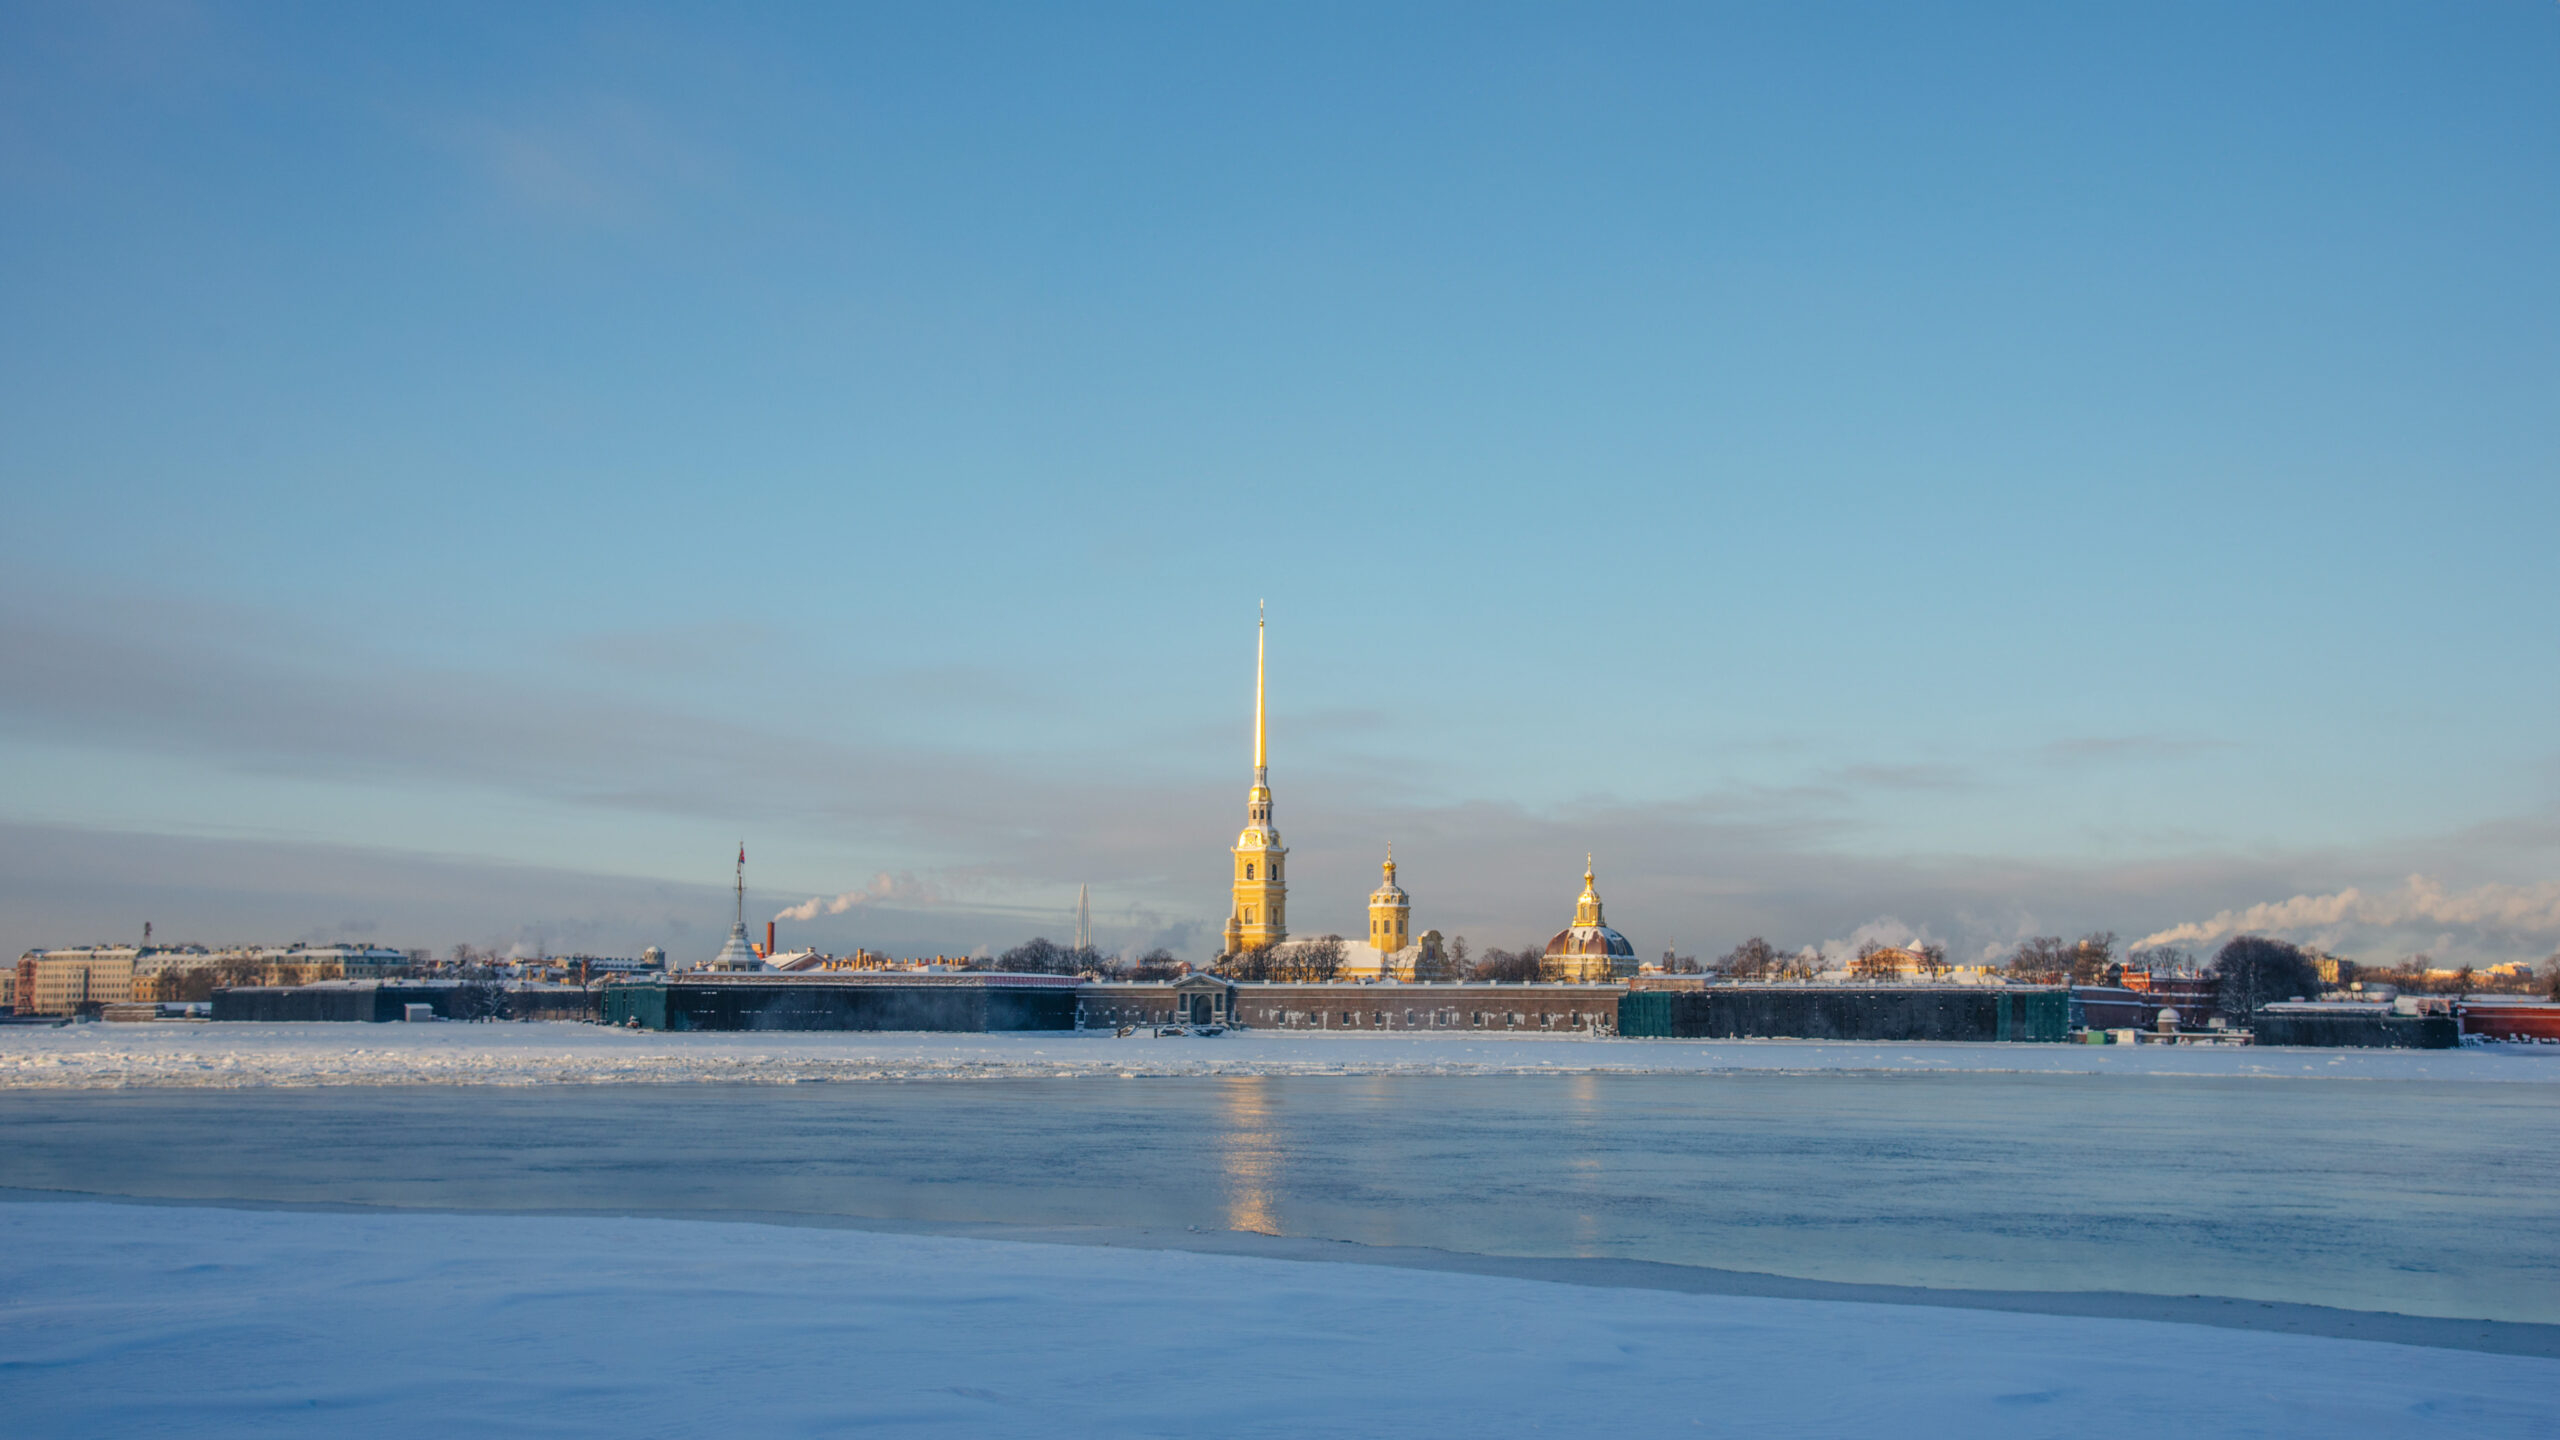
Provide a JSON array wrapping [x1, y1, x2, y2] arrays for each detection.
[[2137, 875, 2560, 950], [776, 871, 945, 923]]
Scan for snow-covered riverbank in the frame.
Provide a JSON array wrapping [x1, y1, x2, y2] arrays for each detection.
[[2, 1021, 2554, 1088], [2, 1200, 2551, 1439]]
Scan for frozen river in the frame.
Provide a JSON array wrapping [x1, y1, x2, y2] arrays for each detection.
[[4, 1070, 2555, 1325]]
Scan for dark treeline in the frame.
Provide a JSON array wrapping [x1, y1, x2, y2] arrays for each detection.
[[982, 937, 1179, 980]]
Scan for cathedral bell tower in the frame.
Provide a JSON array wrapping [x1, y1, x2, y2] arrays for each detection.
[[1224, 607, 1288, 955], [1367, 848, 1410, 955]]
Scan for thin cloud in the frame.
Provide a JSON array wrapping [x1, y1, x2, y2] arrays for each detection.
[[425, 92, 727, 227], [1827, 762, 1977, 792], [2039, 735, 2231, 763]]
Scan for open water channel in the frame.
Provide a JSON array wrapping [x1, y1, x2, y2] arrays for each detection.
[[4, 1070, 2555, 1324]]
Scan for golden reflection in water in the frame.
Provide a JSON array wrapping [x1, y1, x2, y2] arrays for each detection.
[[1566, 1074, 1605, 1255], [1567, 1072, 1601, 1115], [1219, 1075, 1282, 1235]]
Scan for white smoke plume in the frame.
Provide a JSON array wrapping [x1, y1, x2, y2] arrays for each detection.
[[775, 872, 944, 923], [2137, 876, 2560, 951], [1814, 917, 1937, 969]]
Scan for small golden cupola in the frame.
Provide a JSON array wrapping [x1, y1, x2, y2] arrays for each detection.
[[1367, 848, 1411, 955]]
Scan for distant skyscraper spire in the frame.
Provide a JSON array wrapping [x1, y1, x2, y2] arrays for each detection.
[[1075, 883, 1091, 952]]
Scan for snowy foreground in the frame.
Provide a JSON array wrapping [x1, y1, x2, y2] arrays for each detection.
[[3, 1201, 2552, 1439], [2, 1021, 2555, 1088]]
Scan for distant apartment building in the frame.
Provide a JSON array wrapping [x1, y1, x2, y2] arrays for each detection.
[[245, 945, 411, 984], [17, 948, 141, 1015], [14, 944, 412, 1015]]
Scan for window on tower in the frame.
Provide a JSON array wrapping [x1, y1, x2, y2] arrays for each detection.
[[1245, 863, 1256, 880]]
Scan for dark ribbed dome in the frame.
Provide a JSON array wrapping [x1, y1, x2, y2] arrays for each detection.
[[1543, 923, 1636, 962]]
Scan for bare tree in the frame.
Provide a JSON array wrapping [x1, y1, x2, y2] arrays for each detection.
[[999, 937, 1091, 975], [1916, 943, 1951, 980], [2069, 932, 2117, 986], [1470, 946, 1543, 984], [2212, 935, 2322, 1020], [2127, 945, 2196, 977], [997, 937, 1055, 972], [1446, 936, 1470, 978], [1775, 946, 1827, 982], [2006, 936, 2072, 984], [1129, 947, 1183, 981], [453, 981, 509, 1022], [1215, 947, 1277, 982], [1714, 937, 1782, 981], [1273, 935, 1347, 983]]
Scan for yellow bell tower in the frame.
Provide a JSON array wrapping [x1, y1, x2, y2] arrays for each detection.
[[1223, 606, 1288, 955], [1367, 848, 1410, 955]]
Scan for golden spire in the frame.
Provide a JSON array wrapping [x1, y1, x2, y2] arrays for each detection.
[[1228, 604, 1286, 952], [1253, 600, 1266, 783]]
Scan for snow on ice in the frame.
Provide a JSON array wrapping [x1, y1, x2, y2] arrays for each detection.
[[2, 1201, 2553, 1439], [2, 1021, 2556, 1089]]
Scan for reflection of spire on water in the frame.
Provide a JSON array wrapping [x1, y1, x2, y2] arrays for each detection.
[[1566, 1073, 1604, 1256], [1218, 1076, 1281, 1235]]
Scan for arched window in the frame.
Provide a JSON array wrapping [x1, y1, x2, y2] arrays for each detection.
[[1245, 863, 1255, 880]]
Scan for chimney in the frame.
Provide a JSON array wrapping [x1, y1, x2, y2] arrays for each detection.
[[766, 920, 777, 957]]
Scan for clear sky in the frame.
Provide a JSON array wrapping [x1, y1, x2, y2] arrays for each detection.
[[3, 2, 2556, 967]]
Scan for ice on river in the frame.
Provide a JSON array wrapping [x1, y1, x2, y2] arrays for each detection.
[[4, 1021, 2556, 1089], [2, 1200, 2552, 1439]]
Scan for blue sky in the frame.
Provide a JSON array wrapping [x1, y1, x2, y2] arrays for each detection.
[[3, 2, 2556, 966]]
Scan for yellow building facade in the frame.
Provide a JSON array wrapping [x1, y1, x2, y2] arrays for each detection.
[[1223, 612, 1288, 955]]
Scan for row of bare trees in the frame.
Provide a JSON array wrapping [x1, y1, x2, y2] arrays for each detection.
[[1713, 937, 1826, 981], [1215, 935, 1350, 983], [988, 923, 2553, 1004]]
